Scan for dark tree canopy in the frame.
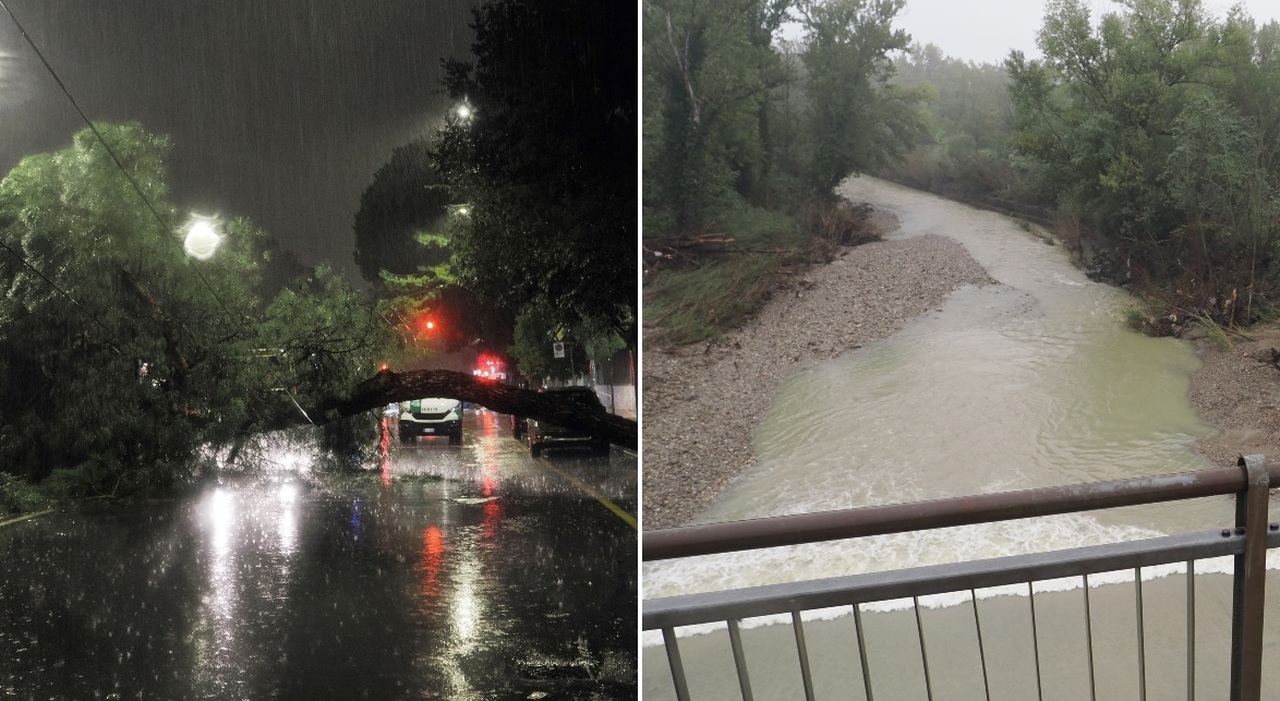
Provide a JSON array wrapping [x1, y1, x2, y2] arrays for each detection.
[[398, 284, 516, 356], [1006, 0, 1280, 322], [0, 123, 396, 493], [434, 0, 637, 338], [351, 140, 452, 284], [799, 0, 924, 193], [0, 122, 634, 501]]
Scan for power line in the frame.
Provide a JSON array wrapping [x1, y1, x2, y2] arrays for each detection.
[[0, 0, 316, 424], [0, 237, 144, 359], [0, 0, 240, 326]]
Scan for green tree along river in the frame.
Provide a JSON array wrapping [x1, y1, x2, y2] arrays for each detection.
[[642, 178, 1280, 700]]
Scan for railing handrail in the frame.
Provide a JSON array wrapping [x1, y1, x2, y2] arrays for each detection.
[[646, 458, 1276, 701], [644, 528, 1280, 630], [644, 463, 1280, 561]]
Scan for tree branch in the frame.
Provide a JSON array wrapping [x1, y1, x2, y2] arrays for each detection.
[[307, 369, 637, 450]]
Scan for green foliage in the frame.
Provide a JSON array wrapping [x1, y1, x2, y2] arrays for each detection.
[[1005, 1, 1280, 324], [506, 298, 630, 384], [644, 0, 927, 344], [894, 44, 1014, 153], [352, 140, 452, 284], [509, 302, 590, 383], [434, 0, 636, 346], [1164, 95, 1276, 276], [0, 123, 396, 495], [377, 229, 460, 321], [259, 265, 396, 410], [1121, 304, 1148, 331], [878, 45, 1022, 202], [1192, 313, 1233, 350], [1006, 0, 1205, 240], [643, 0, 792, 229], [797, 0, 926, 193], [0, 472, 49, 516], [645, 206, 803, 344]]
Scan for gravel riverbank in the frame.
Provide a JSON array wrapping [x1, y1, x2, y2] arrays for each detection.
[[642, 208, 1280, 531], [1187, 327, 1280, 469], [642, 220, 995, 530]]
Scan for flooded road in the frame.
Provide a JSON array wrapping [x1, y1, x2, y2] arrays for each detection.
[[642, 178, 1277, 699], [2, 409, 637, 700]]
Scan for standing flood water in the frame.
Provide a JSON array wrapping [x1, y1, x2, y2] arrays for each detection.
[[643, 178, 1273, 699], [2, 411, 637, 700]]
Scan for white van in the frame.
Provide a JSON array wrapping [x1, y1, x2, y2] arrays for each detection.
[[398, 398, 463, 445]]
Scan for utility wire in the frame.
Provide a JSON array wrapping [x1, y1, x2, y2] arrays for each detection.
[[0, 237, 147, 359], [0, 0, 239, 325], [0, 0, 316, 424]]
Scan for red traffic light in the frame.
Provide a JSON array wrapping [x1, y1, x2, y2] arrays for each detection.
[[412, 315, 438, 336]]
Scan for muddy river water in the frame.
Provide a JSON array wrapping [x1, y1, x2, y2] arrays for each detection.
[[643, 178, 1280, 700]]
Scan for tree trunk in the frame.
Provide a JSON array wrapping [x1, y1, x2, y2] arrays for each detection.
[[307, 369, 637, 451]]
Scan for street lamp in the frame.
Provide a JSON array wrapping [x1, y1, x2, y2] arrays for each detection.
[[183, 218, 221, 260], [454, 100, 475, 122]]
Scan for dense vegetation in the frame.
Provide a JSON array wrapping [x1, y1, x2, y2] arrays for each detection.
[[1006, 0, 1280, 328], [888, 0, 1280, 331], [0, 0, 638, 511], [356, 0, 637, 382], [879, 45, 1020, 206], [647, 0, 1280, 343], [0, 123, 395, 507], [643, 0, 928, 343]]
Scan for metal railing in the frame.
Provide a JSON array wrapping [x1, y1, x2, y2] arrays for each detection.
[[643, 457, 1278, 701]]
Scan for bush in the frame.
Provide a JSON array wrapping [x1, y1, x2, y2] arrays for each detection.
[[645, 205, 804, 345], [0, 473, 50, 516], [798, 197, 879, 255]]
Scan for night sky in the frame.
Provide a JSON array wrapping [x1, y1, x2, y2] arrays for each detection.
[[0, 0, 477, 282]]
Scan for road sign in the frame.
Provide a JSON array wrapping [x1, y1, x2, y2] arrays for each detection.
[[553, 342, 565, 358]]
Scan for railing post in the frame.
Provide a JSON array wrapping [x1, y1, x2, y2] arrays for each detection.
[[1230, 455, 1268, 701]]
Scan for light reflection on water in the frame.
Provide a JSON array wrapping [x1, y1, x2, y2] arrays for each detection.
[[197, 487, 240, 695], [191, 472, 504, 698], [2, 417, 636, 700]]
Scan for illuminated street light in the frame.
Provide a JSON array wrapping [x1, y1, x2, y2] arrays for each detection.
[[183, 218, 221, 260], [455, 100, 475, 122]]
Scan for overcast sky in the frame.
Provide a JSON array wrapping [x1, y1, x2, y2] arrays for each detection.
[[0, 0, 476, 282], [894, 0, 1280, 65]]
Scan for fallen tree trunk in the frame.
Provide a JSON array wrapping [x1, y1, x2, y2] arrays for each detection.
[[305, 369, 637, 451]]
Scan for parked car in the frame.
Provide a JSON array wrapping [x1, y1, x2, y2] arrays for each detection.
[[526, 386, 610, 457], [398, 397, 463, 445]]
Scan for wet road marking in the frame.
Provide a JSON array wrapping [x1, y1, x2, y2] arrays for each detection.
[[536, 457, 637, 530]]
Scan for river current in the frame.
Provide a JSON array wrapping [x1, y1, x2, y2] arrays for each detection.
[[642, 178, 1275, 700]]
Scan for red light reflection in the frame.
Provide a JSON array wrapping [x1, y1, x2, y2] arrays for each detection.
[[482, 498, 501, 541], [419, 525, 445, 604], [379, 416, 391, 487]]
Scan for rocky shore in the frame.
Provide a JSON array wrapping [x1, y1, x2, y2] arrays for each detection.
[[642, 218, 995, 530], [1187, 326, 1280, 468], [642, 211, 1280, 531]]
